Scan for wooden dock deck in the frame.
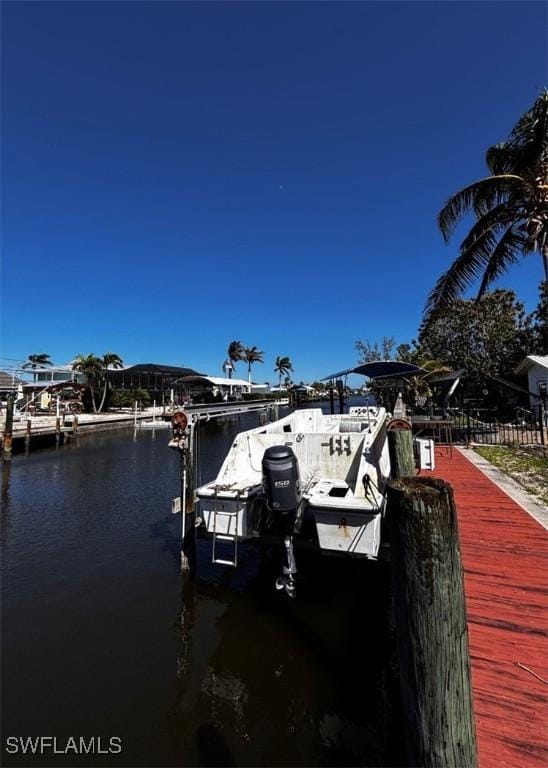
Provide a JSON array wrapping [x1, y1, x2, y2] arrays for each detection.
[[433, 447, 548, 768]]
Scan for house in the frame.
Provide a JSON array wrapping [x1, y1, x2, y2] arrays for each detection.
[[176, 375, 252, 402], [514, 355, 548, 412], [0, 370, 24, 402], [0, 370, 23, 392], [25, 363, 86, 386]]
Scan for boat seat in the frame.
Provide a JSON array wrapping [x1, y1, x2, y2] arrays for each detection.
[[339, 420, 367, 433]]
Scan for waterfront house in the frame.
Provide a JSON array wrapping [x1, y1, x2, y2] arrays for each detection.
[[514, 355, 548, 417]]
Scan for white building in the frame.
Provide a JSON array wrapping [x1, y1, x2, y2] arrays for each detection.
[[514, 355, 548, 412], [25, 363, 86, 385]]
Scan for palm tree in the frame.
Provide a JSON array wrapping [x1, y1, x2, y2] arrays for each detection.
[[426, 90, 548, 321], [224, 340, 244, 379], [405, 359, 451, 410], [97, 352, 124, 412], [274, 356, 293, 389], [22, 353, 52, 369], [242, 346, 264, 384], [72, 354, 103, 412]]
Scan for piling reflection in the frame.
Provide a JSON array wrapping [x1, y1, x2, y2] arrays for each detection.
[[2, 462, 11, 502]]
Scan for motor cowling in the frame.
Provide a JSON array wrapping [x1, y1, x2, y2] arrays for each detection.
[[262, 445, 301, 513], [262, 445, 301, 598]]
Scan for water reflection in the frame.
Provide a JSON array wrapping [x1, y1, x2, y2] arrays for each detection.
[[170, 545, 402, 767], [2, 462, 11, 502]]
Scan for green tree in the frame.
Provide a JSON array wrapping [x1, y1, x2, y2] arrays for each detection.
[[418, 290, 534, 382], [426, 91, 548, 320], [72, 354, 103, 412], [97, 352, 124, 412], [242, 345, 264, 384], [224, 340, 244, 379], [22, 353, 52, 369], [274, 356, 293, 389], [110, 388, 150, 409]]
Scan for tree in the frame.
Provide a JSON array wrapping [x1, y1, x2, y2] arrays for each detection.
[[355, 337, 396, 363], [242, 345, 264, 384], [418, 290, 535, 382], [97, 352, 124, 412], [426, 90, 548, 320], [274, 356, 293, 389], [22, 353, 52, 369], [529, 281, 548, 354], [72, 354, 103, 412], [224, 340, 244, 379]]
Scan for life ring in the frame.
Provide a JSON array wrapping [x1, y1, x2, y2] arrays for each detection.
[[387, 418, 412, 431]]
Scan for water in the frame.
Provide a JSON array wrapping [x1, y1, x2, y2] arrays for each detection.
[[1, 405, 403, 767]]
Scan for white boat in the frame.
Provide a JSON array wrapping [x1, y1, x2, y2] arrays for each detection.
[[179, 361, 426, 594], [195, 405, 391, 565]]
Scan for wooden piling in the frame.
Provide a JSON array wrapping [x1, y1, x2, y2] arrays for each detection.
[[180, 419, 197, 575], [387, 476, 477, 768], [2, 393, 15, 462], [72, 414, 79, 436], [387, 423, 415, 479], [25, 417, 32, 453]]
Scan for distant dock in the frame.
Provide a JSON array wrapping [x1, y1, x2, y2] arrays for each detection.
[[1, 399, 290, 454]]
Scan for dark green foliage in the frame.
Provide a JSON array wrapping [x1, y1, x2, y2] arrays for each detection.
[[418, 290, 535, 381], [529, 280, 548, 353], [110, 388, 151, 409], [274, 356, 293, 388]]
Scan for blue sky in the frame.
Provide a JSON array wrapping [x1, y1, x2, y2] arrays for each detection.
[[1, 1, 546, 383]]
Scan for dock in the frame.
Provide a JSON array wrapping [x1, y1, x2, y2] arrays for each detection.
[[433, 447, 548, 768], [1, 399, 289, 453]]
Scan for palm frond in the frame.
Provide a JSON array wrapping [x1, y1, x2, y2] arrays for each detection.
[[425, 226, 501, 319], [438, 175, 523, 242], [507, 89, 548, 166], [460, 201, 517, 251], [486, 143, 521, 175], [476, 225, 528, 297]]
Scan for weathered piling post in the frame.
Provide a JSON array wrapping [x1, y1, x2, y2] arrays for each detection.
[[2, 393, 15, 462], [387, 419, 415, 479], [387, 476, 477, 768], [336, 379, 344, 414], [25, 417, 32, 454], [72, 414, 79, 437], [55, 396, 61, 447], [182, 417, 197, 575], [170, 411, 197, 576]]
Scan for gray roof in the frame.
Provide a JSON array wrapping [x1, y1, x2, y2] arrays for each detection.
[[0, 370, 23, 390], [514, 355, 548, 375]]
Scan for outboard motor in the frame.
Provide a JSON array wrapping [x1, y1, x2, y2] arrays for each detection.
[[262, 445, 302, 598]]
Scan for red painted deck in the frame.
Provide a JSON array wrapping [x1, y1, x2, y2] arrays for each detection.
[[433, 448, 548, 768]]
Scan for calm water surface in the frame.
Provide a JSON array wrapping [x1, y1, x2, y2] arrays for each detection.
[[1, 406, 403, 767]]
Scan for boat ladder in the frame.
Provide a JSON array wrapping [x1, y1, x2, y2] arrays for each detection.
[[211, 490, 239, 567]]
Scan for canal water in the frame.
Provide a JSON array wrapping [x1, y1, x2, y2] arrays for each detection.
[[1, 405, 404, 767]]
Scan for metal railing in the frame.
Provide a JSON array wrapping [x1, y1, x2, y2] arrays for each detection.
[[448, 406, 546, 447]]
